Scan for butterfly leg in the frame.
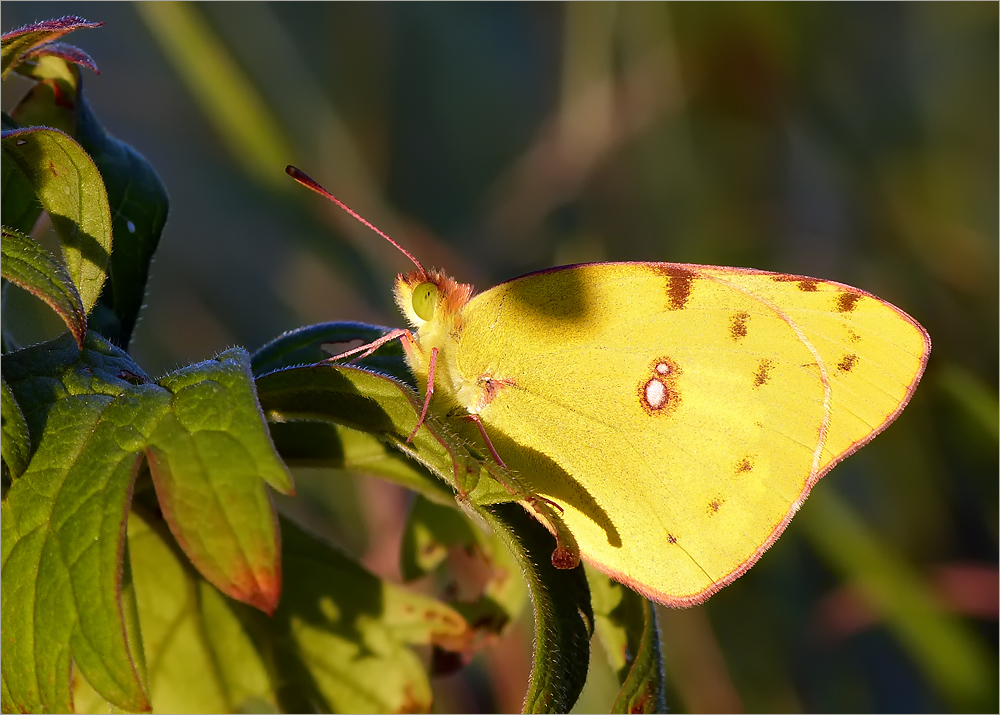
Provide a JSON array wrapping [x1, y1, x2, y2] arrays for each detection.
[[316, 327, 413, 365], [407, 346, 438, 443], [460, 414, 508, 470]]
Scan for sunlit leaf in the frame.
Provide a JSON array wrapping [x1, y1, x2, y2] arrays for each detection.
[[1, 377, 31, 480], [2, 127, 112, 314], [148, 347, 294, 615], [2, 335, 155, 713], [1, 225, 87, 347]]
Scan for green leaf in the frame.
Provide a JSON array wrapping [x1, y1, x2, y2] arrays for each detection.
[[1, 377, 30, 480], [0, 124, 44, 237], [255, 363, 504, 501], [9, 47, 169, 350], [268, 419, 455, 504], [0, 15, 101, 79], [1, 225, 87, 347], [257, 362, 593, 709], [401, 493, 480, 581], [76, 92, 169, 349], [401, 494, 530, 640], [127, 506, 277, 713], [480, 502, 594, 714], [251, 321, 412, 385], [2, 334, 293, 710], [260, 519, 470, 712], [149, 347, 294, 615], [2, 127, 112, 314], [128, 504, 472, 713], [588, 569, 666, 714], [2, 336, 156, 713]]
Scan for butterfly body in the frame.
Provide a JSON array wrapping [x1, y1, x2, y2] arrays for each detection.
[[395, 261, 930, 606]]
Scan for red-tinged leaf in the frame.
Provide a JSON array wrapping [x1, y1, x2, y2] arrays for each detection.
[[2, 378, 31, 479], [2, 127, 113, 314], [10, 52, 84, 136], [19, 40, 99, 74], [1, 226, 87, 347], [148, 348, 293, 615], [0, 15, 101, 78]]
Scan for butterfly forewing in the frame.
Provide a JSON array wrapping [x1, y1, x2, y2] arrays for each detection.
[[455, 263, 929, 604]]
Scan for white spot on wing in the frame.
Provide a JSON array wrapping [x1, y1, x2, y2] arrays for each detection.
[[655, 362, 671, 375], [644, 379, 667, 409]]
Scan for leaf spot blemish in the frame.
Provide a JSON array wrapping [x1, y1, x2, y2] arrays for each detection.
[[753, 358, 773, 387], [837, 354, 858, 372], [49, 160, 59, 176], [730, 311, 749, 341], [836, 292, 862, 313]]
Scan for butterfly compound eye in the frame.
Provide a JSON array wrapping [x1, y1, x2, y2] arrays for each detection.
[[412, 282, 438, 321]]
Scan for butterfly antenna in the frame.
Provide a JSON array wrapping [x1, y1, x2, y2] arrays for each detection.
[[286, 165, 426, 275]]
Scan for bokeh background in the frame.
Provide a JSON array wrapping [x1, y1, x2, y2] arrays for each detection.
[[3, 3, 997, 712]]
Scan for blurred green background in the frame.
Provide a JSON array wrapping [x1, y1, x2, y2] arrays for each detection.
[[3, 3, 997, 712]]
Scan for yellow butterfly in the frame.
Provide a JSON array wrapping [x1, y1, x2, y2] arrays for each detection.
[[288, 166, 931, 606]]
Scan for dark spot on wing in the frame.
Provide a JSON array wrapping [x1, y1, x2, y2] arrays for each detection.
[[838, 354, 858, 372], [798, 279, 819, 292], [654, 266, 696, 310], [847, 328, 861, 343], [667, 533, 677, 544], [707, 498, 725, 515], [735, 457, 753, 474], [730, 311, 749, 341], [753, 359, 773, 387], [836, 292, 862, 313]]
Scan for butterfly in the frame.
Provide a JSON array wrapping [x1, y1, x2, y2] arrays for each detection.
[[288, 166, 931, 606]]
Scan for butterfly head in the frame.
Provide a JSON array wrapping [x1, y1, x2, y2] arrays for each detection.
[[394, 269, 474, 331]]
